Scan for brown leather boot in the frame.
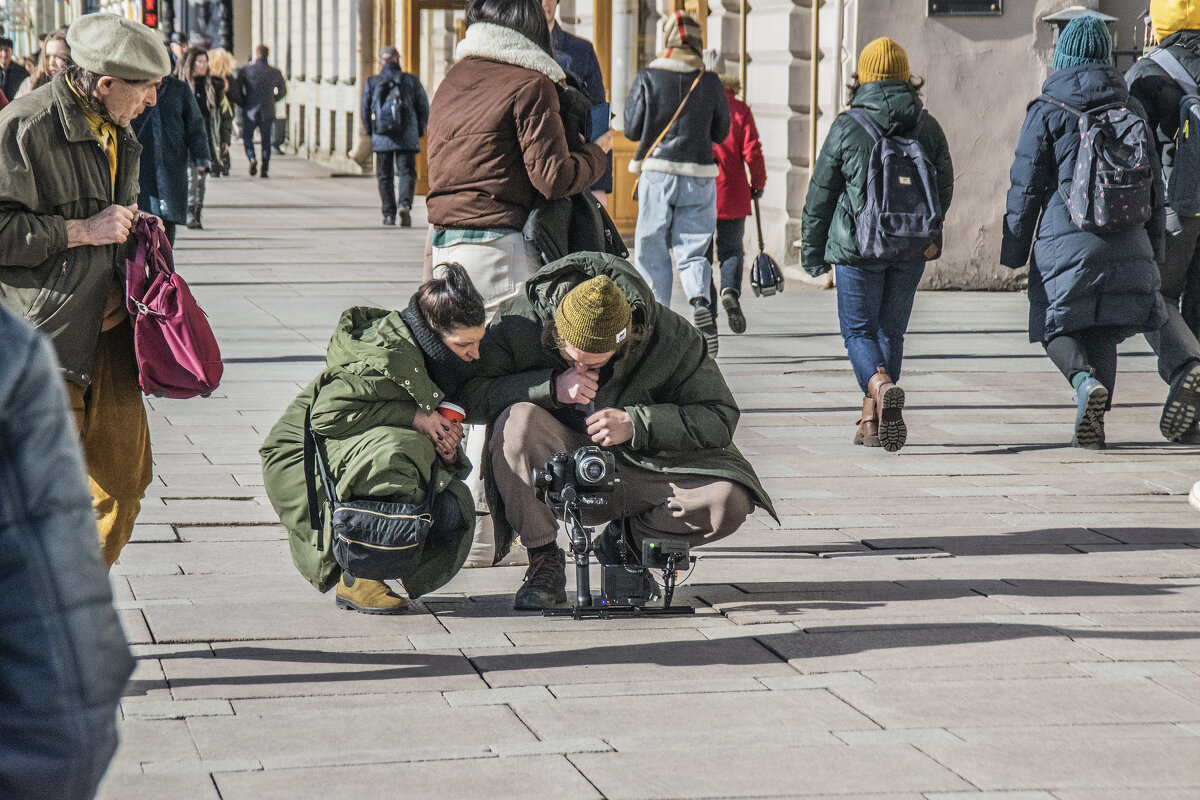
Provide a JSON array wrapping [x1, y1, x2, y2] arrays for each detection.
[[854, 396, 880, 446], [867, 367, 906, 452], [335, 572, 409, 615]]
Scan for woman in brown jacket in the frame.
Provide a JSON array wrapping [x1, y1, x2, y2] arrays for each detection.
[[426, 0, 611, 314]]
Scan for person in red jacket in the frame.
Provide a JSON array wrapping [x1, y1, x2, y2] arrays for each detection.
[[704, 50, 766, 334]]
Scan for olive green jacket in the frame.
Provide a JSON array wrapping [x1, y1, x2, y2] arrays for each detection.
[[461, 253, 777, 563], [800, 80, 954, 276], [260, 307, 475, 597], [0, 74, 141, 386]]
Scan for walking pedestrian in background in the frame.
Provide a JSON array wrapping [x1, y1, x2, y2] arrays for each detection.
[[1125, 0, 1200, 443], [0, 36, 29, 101], [544, 0, 612, 206], [802, 37, 953, 452], [1002, 16, 1166, 449], [703, 48, 765, 335], [624, 11, 729, 355], [0, 14, 173, 567], [205, 48, 238, 176], [425, 0, 609, 568], [236, 44, 286, 178], [177, 46, 225, 228], [361, 45, 429, 227], [14, 27, 67, 98], [133, 73, 211, 244]]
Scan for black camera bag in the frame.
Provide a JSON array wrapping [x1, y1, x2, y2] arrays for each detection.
[[304, 414, 437, 581], [749, 198, 785, 297]]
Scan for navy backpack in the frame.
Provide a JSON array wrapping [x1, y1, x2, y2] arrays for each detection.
[[372, 76, 408, 137], [846, 107, 944, 263], [1147, 47, 1200, 217]]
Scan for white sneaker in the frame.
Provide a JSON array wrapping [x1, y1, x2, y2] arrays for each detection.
[[1190, 481, 1200, 513]]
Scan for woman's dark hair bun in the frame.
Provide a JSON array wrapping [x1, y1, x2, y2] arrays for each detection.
[[416, 263, 487, 337]]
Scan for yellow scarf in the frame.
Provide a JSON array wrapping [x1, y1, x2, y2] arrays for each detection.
[[66, 75, 118, 189]]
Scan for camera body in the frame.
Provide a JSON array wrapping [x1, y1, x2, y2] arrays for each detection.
[[532, 446, 618, 509]]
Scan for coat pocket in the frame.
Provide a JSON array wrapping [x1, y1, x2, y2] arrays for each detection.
[[24, 253, 73, 322]]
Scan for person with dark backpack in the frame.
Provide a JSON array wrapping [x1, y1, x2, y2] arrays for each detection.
[[1125, 0, 1200, 444], [362, 46, 429, 227], [801, 37, 953, 452], [1003, 16, 1166, 449]]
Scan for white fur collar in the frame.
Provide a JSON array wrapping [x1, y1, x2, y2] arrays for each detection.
[[649, 57, 700, 73], [456, 22, 565, 82]]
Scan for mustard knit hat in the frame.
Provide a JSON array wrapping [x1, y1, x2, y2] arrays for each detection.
[[857, 37, 910, 83], [554, 276, 632, 354]]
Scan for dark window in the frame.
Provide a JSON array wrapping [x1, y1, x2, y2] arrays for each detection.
[[929, 0, 1001, 15]]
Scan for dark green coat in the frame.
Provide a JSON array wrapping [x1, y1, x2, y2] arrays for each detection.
[[0, 74, 141, 387], [800, 80, 954, 276], [461, 253, 777, 563], [260, 307, 475, 597]]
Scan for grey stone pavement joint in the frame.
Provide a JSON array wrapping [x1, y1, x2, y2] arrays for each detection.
[[96, 159, 1200, 799]]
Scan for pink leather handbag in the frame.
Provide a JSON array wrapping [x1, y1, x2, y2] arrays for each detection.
[[125, 218, 223, 399]]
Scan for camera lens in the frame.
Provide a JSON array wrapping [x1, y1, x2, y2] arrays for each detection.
[[577, 454, 607, 484]]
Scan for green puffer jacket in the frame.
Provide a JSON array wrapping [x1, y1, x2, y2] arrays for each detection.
[[260, 307, 475, 597], [0, 74, 142, 386], [800, 79, 954, 276], [460, 253, 777, 564]]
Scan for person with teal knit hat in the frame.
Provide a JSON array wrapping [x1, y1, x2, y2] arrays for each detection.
[[1001, 14, 1167, 449], [1053, 14, 1113, 70]]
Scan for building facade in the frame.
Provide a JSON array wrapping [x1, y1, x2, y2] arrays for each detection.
[[254, 0, 1152, 288]]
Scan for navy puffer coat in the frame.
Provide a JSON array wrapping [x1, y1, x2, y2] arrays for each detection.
[[1001, 64, 1166, 343]]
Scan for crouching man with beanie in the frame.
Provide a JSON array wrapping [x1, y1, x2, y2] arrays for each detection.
[[461, 253, 776, 610], [0, 14, 172, 567]]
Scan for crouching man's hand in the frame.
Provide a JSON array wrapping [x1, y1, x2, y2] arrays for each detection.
[[556, 365, 599, 406], [587, 408, 633, 447]]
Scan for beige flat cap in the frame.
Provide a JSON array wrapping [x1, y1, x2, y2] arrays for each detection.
[[67, 14, 172, 81]]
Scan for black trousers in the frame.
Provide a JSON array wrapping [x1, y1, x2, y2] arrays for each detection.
[[376, 151, 417, 217], [1044, 327, 1125, 407]]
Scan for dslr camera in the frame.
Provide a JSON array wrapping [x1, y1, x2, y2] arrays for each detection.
[[531, 446, 694, 619], [531, 446, 618, 510]]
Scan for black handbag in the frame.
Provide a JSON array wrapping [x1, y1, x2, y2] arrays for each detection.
[[749, 197, 785, 297], [304, 413, 437, 581]]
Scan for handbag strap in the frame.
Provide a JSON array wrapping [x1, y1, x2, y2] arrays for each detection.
[[642, 71, 704, 162], [303, 411, 442, 537], [753, 196, 765, 253]]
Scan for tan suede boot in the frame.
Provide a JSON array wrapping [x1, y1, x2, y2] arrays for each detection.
[[854, 397, 880, 446], [867, 367, 906, 452], [335, 572, 409, 615]]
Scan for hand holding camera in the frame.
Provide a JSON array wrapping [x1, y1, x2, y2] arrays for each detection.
[[556, 365, 599, 406], [587, 408, 633, 446]]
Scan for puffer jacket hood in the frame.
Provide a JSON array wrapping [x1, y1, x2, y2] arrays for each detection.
[[800, 80, 954, 274], [1001, 63, 1166, 343], [525, 251, 658, 336]]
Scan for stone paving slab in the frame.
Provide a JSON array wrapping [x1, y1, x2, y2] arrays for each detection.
[[94, 158, 1200, 799]]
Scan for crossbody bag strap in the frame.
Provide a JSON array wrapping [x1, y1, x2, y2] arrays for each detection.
[[630, 72, 704, 199], [304, 411, 341, 549]]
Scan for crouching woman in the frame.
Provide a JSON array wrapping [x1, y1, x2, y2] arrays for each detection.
[[261, 265, 487, 612]]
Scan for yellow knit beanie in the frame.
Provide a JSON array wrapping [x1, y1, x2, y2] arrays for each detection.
[[554, 276, 632, 354], [858, 37, 910, 83]]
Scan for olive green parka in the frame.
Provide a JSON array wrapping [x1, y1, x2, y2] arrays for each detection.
[[260, 307, 475, 597], [0, 74, 142, 386], [461, 253, 777, 563], [800, 79, 954, 276]]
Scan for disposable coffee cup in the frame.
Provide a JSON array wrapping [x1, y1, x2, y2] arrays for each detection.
[[436, 401, 465, 423]]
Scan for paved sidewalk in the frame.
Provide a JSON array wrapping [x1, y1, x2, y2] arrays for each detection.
[[98, 157, 1200, 800]]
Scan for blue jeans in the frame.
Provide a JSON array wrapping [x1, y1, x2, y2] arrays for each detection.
[[242, 117, 272, 167], [376, 151, 417, 216], [633, 171, 716, 305], [836, 262, 925, 395]]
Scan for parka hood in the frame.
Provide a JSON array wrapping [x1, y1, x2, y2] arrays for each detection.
[[1152, 0, 1200, 44], [850, 79, 924, 128], [524, 253, 658, 341], [1041, 63, 1130, 110]]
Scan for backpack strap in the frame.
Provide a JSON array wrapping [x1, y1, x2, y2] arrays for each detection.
[[1149, 48, 1200, 96], [846, 107, 886, 141]]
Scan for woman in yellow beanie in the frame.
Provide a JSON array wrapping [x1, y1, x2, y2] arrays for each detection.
[[800, 37, 954, 452]]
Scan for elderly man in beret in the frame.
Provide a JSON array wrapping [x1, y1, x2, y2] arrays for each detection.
[[0, 13, 172, 569]]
